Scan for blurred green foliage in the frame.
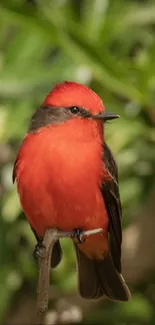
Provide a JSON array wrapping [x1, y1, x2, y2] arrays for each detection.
[[0, 0, 155, 324]]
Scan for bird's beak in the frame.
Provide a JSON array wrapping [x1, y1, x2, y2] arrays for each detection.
[[92, 112, 120, 121]]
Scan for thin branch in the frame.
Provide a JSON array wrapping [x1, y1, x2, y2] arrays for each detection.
[[34, 227, 103, 325]]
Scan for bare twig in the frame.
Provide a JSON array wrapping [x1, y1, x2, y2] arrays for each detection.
[[34, 227, 103, 325]]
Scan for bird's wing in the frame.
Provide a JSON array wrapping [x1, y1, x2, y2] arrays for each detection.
[[101, 142, 122, 273], [75, 144, 130, 301]]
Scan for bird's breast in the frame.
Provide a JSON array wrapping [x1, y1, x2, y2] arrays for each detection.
[[15, 129, 109, 237]]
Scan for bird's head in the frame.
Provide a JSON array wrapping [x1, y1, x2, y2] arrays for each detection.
[[29, 81, 119, 139]]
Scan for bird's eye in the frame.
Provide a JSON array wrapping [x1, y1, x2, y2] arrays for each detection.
[[69, 106, 80, 114]]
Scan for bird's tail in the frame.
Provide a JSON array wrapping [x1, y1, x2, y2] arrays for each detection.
[[75, 245, 130, 301]]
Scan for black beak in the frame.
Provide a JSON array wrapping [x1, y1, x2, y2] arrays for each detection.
[[92, 112, 120, 121]]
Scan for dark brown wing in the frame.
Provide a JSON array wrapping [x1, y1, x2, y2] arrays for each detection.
[[12, 157, 18, 183], [101, 142, 122, 273], [75, 142, 131, 301]]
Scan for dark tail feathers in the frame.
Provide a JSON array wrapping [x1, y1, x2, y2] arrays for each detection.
[[75, 245, 131, 301]]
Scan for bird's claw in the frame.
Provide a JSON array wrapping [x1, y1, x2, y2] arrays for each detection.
[[71, 228, 85, 244], [33, 241, 45, 260]]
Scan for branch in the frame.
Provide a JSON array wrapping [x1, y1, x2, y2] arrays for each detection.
[[34, 227, 103, 325]]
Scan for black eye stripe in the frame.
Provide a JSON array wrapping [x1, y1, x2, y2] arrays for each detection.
[[29, 105, 93, 133], [40, 105, 91, 117], [68, 106, 91, 117]]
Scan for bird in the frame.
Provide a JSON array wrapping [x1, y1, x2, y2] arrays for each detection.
[[13, 81, 131, 301]]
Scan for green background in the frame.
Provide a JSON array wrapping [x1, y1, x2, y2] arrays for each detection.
[[0, 0, 155, 324]]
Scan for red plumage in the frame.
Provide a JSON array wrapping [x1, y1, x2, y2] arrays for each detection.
[[13, 81, 130, 301]]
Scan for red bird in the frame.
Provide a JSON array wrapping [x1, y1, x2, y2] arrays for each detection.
[[13, 81, 130, 301]]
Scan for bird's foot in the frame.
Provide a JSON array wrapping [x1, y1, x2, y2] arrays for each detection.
[[33, 241, 45, 260], [71, 228, 85, 244]]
